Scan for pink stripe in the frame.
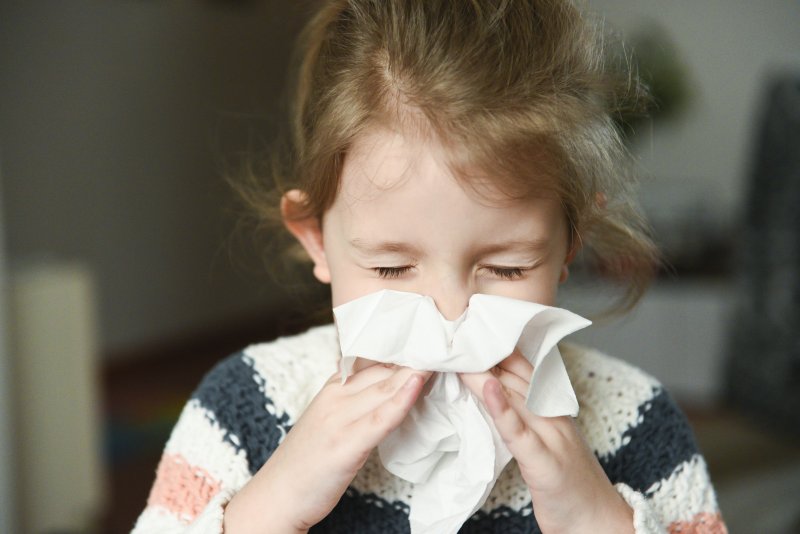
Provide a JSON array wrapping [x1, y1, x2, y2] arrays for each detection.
[[668, 512, 728, 534], [147, 453, 222, 522]]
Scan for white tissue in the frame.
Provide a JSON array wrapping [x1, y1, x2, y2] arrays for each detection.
[[332, 289, 590, 534]]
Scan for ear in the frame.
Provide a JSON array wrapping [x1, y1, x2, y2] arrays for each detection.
[[281, 189, 331, 284]]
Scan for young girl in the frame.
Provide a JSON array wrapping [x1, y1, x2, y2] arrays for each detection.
[[134, 1, 727, 532]]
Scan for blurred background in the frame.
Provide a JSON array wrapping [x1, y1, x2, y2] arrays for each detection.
[[0, 1, 798, 532]]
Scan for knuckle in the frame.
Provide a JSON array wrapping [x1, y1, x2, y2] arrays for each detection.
[[323, 427, 345, 452], [371, 403, 402, 430], [325, 370, 341, 384], [510, 418, 528, 439], [321, 376, 344, 395], [369, 408, 388, 428], [376, 377, 394, 394]]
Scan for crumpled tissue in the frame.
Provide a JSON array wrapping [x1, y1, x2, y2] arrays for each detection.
[[332, 289, 590, 534]]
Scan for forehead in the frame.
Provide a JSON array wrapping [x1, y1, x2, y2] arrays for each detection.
[[331, 125, 566, 241], [338, 125, 544, 209], [342, 127, 440, 200]]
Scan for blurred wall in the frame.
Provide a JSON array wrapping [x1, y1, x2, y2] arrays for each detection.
[[0, 181, 17, 534], [590, 0, 800, 228], [3, 1, 799, 359], [0, 1, 308, 357]]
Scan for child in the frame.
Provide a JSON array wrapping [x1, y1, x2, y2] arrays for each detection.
[[133, 1, 727, 532]]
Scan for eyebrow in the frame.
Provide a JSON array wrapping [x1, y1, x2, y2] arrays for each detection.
[[472, 239, 551, 257], [349, 238, 423, 256], [348, 238, 550, 257]]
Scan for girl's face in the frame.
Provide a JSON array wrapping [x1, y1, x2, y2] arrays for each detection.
[[283, 125, 572, 320]]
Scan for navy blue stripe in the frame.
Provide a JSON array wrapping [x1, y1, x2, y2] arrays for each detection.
[[312, 489, 410, 533], [599, 387, 699, 494], [464, 504, 540, 533], [312, 488, 542, 534], [191, 352, 290, 475]]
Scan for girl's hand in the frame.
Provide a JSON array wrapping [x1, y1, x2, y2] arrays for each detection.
[[224, 362, 431, 534], [459, 352, 634, 534]]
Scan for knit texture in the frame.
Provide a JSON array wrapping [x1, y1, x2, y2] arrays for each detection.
[[132, 324, 727, 533]]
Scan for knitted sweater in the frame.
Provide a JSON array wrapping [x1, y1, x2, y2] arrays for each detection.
[[132, 324, 727, 533]]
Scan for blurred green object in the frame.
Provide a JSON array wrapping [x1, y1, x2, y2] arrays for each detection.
[[613, 21, 692, 140]]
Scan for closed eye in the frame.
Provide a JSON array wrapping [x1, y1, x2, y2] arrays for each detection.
[[484, 266, 527, 280], [374, 266, 414, 279]]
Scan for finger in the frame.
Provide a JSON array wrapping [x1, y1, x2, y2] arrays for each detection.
[[316, 366, 427, 430], [482, 368, 580, 453], [458, 370, 492, 403], [497, 350, 533, 381], [349, 373, 427, 446], [526, 413, 578, 449], [324, 368, 343, 386], [350, 357, 381, 373], [459, 365, 528, 402], [483, 377, 545, 455], [499, 387, 573, 448], [325, 359, 388, 386], [345, 361, 433, 393], [493, 365, 529, 397], [346, 367, 431, 419], [356, 366, 431, 400], [337, 361, 398, 391]]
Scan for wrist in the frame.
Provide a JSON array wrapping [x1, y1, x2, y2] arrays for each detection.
[[606, 497, 635, 534], [223, 481, 308, 534], [552, 486, 633, 534], [590, 488, 634, 534]]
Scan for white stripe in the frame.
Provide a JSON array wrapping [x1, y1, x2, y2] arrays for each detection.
[[564, 344, 662, 458], [350, 450, 415, 508], [163, 400, 250, 489], [645, 454, 720, 524], [131, 505, 188, 533], [244, 325, 339, 423]]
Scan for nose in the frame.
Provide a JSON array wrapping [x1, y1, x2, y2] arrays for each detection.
[[426, 275, 471, 321]]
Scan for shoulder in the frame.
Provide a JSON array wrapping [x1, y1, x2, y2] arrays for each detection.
[[194, 323, 340, 421], [240, 323, 340, 419], [562, 343, 701, 491], [563, 343, 662, 443], [185, 324, 340, 473], [563, 342, 663, 454]]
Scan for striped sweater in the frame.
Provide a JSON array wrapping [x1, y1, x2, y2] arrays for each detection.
[[132, 324, 727, 533]]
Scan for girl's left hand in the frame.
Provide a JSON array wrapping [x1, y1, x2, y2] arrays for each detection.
[[459, 352, 634, 534]]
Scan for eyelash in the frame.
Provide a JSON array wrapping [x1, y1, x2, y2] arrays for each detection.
[[489, 266, 526, 280], [374, 266, 413, 279], [373, 266, 527, 280]]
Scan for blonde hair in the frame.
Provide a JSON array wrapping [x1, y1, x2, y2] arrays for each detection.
[[239, 0, 659, 311]]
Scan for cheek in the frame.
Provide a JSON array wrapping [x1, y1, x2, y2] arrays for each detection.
[[327, 267, 368, 307], [492, 284, 559, 306], [538, 262, 567, 306], [533, 283, 559, 307], [327, 262, 391, 307], [479, 265, 562, 306], [321, 215, 376, 307]]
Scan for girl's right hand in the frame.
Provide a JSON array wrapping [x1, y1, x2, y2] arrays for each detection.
[[223, 363, 431, 534]]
